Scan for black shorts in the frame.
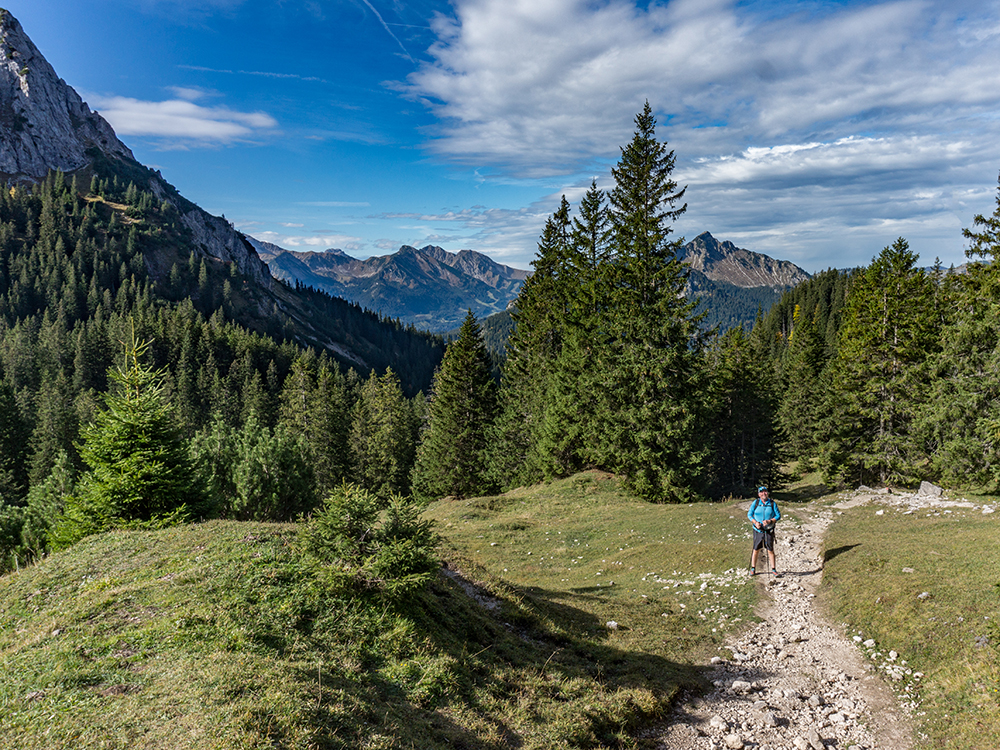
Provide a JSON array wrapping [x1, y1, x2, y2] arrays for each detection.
[[752, 528, 775, 551]]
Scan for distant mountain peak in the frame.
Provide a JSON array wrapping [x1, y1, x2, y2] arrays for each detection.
[[0, 9, 133, 181], [680, 232, 810, 289], [249, 239, 528, 332]]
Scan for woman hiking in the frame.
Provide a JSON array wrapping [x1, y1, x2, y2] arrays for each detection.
[[748, 485, 781, 577]]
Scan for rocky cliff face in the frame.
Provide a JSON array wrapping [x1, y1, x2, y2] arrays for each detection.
[[679, 232, 810, 289], [0, 10, 133, 180], [0, 10, 271, 289]]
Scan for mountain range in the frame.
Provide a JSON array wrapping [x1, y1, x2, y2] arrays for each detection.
[[256, 231, 811, 335], [1, 4, 810, 366], [249, 239, 529, 333]]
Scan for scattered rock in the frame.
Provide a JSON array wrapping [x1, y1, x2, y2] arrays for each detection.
[[653, 502, 913, 750], [917, 592, 931, 601], [606, 620, 618, 630], [901, 567, 915, 573]]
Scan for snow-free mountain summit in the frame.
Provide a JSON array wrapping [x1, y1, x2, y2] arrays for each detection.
[[249, 239, 529, 333]]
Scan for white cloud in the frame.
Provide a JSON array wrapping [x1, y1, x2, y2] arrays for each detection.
[[89, 95, 278, 142], [251, 230, 366, 252], [398, 0, 1000, 270]]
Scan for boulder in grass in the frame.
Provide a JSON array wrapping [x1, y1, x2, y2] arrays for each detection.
[[918, 481, 943, 497]]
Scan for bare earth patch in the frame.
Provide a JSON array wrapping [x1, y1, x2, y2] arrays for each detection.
[[649, 503, 914, 750]]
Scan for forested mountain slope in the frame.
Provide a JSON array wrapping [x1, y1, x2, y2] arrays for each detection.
[[0, 10, 443, 392]]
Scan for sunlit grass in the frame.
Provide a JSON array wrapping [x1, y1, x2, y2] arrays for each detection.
[[0, 473, 766, 749], [820, 498, 1000, 748]]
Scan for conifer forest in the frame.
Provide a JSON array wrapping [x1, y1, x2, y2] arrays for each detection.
[[2, 103, 1000, 571]]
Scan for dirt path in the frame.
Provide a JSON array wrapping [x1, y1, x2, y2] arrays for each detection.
[[651, 501, 914, 750]]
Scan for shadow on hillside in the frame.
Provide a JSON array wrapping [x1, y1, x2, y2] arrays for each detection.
[[823, 544, 860, 564], [394, 573, 752, 745], [288, 663, 520, 750]]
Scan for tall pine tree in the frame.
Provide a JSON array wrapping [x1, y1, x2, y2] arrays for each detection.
[[822, 238, 938, 486]]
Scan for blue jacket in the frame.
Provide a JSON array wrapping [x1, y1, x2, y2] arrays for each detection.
[[748, 497, 781, 528]]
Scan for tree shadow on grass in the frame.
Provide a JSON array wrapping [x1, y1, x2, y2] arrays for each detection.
[[376, 571, 729, 748], [823, 544, 861, 564]]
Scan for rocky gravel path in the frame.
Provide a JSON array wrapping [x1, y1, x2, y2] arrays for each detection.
[[651, 500, 915, 750]]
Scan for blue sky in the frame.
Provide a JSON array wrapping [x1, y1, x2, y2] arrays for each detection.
[[7, 0, 1000, 272]]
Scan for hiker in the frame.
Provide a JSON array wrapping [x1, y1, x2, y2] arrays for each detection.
[[748, 485, 781, 576]]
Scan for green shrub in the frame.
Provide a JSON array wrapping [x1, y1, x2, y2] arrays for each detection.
[[299, 483, 438, 597]]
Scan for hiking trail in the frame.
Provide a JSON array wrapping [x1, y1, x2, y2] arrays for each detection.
[[649, 496, 922, 750]]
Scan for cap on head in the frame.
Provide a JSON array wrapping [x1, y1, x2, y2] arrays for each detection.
[[757, 486, 768, 493]]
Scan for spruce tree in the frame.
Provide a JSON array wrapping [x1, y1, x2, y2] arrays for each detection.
[[52, 327, 204, 548], [916, 176, 1000, 488], [350, 368, 417, 499], [777, 304, 828, 463], [534, 182, 613, 477], [596, 101, 707, 501], [822, 238, 938, 486], [490, 200, 572, 487], [705, 326, 781, 495], [412, 310, 498, 500]]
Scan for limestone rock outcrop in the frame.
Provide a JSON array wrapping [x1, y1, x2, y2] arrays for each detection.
[[679, 231, 811, 290], [0, 10, 133, 180]]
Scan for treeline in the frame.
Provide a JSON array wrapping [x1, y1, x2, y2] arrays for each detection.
[[5, 104, 999, 571], [0, 169, 441, 569], [411, 106, 1000, 504], [763, 225, 1000, 489]]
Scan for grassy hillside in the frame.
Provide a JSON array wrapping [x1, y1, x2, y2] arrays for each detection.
[[820, 495, 1000, 748], [0, 473, 762, 749]]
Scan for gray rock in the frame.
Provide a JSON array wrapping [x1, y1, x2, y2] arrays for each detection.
[[761, 711, 778, 727], [808, 694, 824, 707], [724, 734, 745, 749], [730, 680, 752, 693], [0, 13, 134, 180], [918, 481, 944, 497], [808, 727, 825, 749]]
